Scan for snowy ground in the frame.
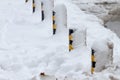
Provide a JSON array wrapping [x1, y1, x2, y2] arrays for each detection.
[[0, 0, 120, 80], [72, 0, 120, 24], [106, 16, 120, 38]]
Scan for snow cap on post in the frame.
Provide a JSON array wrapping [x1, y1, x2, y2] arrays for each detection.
[[69, 26, 87, 48], [53, 4, 67, 34], [69, 27, 87, 51], [55, 4, 67, 27], [92, 38, 114, 72]]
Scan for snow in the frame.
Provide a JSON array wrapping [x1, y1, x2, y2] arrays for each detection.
[[106, 20, 120, 37], [72, 0, 120, 3], [0, 0, 120, 80]]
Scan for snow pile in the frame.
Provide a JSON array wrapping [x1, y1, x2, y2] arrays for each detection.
[[72, 0, 120, 23], [0, 0, 120, 80], [72, 0, 119, 3]]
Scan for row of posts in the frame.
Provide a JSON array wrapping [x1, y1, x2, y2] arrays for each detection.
[[25, 0, 56, 34], [25, 0, 96, 74]]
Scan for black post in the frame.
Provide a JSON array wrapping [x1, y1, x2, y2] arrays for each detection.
[[41, 2, 44, 21], [32, 0, 35, 13]]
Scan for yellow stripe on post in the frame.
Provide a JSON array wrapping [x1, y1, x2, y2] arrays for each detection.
[[53, 24, 56, 29], [33, 3, 35, 8], [69, 29, 74, 51], [69, 44, 74, 51], [91, 55, 95, 62], [69, 35, 73, 41], [52, 16, 55, 20], [91, 67, 95, 74]]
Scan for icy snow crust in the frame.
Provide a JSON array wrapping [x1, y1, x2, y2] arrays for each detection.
[[0, 0, 120, 80]]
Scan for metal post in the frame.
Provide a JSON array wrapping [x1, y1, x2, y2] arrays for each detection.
[[52, 11, 56, 35], [32, 0, 35, 13], [41, 2, 44, 21], [91, 49, 96, 74], [69, 29, 74, 51]]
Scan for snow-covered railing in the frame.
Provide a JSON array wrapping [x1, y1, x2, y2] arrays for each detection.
[[25, 0, 68, 35], [24, 0, 102, 75]]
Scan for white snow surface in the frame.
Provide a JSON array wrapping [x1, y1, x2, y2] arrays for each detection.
[[0, 0, 120, 80]]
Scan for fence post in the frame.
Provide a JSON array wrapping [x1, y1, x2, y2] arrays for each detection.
[[69, 29, 74, 51], [54, 4, 67, 34], [32, 0, 35, 13], [51, 0, 56, 35], [91, 49, 96, 74], [41, 2, 44, 21], [52, 11, 56, 35]]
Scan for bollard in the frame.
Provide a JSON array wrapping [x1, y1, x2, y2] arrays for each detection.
[[25, 0, 28, 3], [32, 0, 35, 13], [52, 11, 56, 35], [54, 4, 67, 34], [69, 29, 74, 51], [91, 49, 96, 74], [41, 2, 44, 21], [52, 0, 57, 35]]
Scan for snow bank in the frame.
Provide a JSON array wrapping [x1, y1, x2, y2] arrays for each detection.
[[0, 0, 120, 80]]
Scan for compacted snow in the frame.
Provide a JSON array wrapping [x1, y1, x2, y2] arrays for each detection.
[[106, 19, 120, 38], [0, 0, 120, 80]]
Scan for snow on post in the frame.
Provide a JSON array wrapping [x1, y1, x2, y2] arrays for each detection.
[[32, 0, 35, 13], [69, 28, 87, 51], [41, 2, 45, 21], [72, 28, 87, 48], [92, 39, 114, 72], [54, 4, 67, 34]]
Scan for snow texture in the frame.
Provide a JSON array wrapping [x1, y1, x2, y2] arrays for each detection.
[[0, 0, 120, 80]]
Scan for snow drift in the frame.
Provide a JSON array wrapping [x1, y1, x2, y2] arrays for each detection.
[[0, 0, 120, 80]]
